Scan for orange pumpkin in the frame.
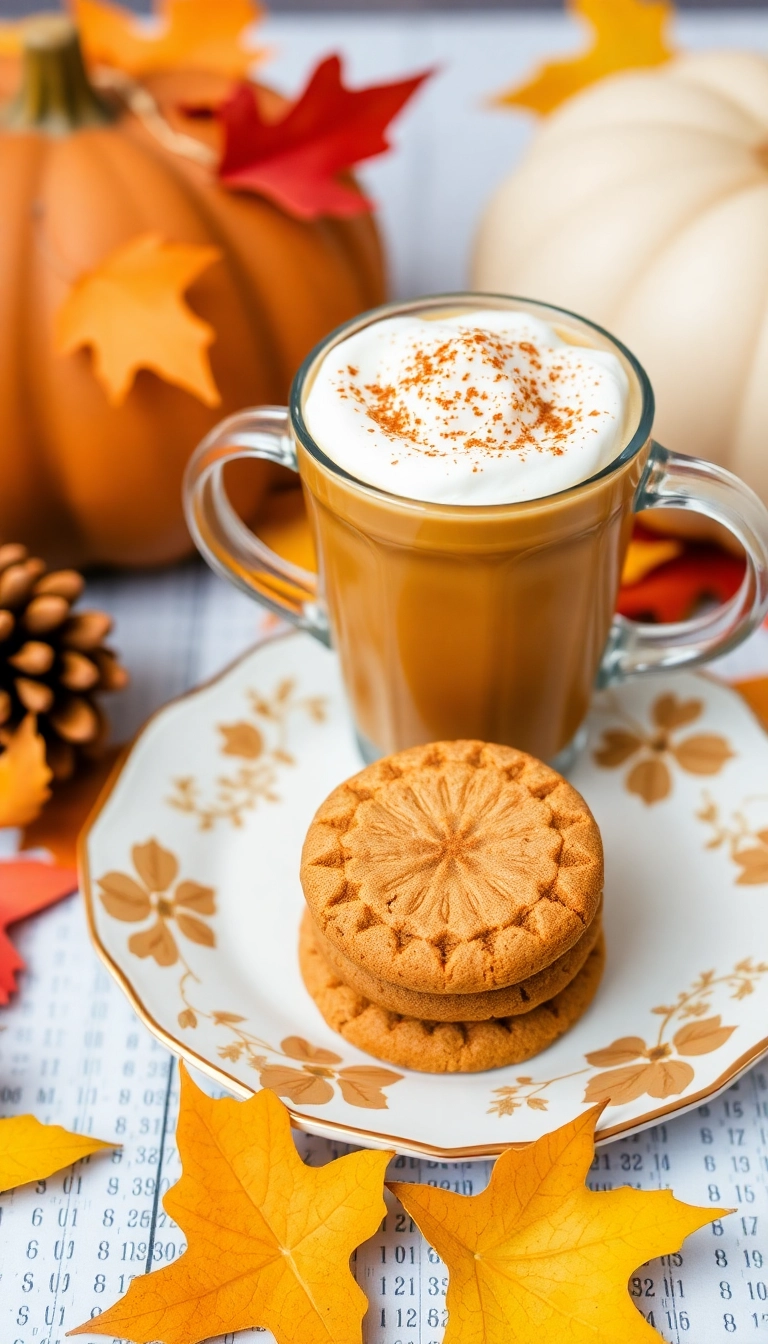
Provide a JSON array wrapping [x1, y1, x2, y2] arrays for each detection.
[[0, 17, 384, 567]]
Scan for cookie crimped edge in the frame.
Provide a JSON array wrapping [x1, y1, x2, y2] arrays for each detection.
[[305, 899, 603, 1021], [300, 739, 604, 995], [299, 915, 606, 1074]]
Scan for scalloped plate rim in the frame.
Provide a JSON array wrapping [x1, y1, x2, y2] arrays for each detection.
[[77, 632, 768, 1158]]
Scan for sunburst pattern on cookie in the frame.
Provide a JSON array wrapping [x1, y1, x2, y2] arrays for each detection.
[[344, 766, 561, 939], [300, 741, 604, 995]]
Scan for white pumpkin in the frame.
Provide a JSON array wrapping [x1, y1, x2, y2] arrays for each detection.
[[473, 52, 768, 505]]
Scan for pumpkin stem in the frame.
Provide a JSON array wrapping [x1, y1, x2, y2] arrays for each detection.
[[2, 14, 114, 133]]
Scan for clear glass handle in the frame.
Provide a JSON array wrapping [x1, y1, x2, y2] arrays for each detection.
[[183, 407, 330, 644], [599, 440, 768, 685]]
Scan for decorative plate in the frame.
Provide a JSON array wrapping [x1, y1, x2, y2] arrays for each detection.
[[80, 632, 768, 1158]]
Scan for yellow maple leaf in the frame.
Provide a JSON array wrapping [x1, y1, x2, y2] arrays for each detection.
[[391, 1106, 728, 1344], [0, 714, 52, 828], [73, 0, 265, 77], [70, 1064, 392, 1344], [621, 536, 683, 586], [497, 0, 674, 116], [0, 25, 20, 55], [0, 0, 265, 69], [0, 1114, 113, 1191], [55, 233, 222, 408]]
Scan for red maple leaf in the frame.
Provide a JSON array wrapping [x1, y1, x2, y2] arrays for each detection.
[[617, 547, 745, 624], [206, 55, 431, 219], [0, 861, 77, 1004]]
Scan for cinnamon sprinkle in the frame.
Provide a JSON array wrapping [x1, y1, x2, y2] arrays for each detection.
[[336, 328, 600, 463]]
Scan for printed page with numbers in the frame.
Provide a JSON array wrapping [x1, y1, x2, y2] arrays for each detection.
[[2, 566, 768, 1344]]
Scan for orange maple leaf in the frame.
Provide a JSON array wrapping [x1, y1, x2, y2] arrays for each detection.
[[71, 0, 266, 77], [54, 233, 222, 408], [391, 1106, 728, 1344], [735, 675, 768, 733], [0, 1114, 113, 1191], [496, 0, 674, 115], [70, 1064, 391, 1344], [0, 714, 52, 828], [21, 746, 122, 867]]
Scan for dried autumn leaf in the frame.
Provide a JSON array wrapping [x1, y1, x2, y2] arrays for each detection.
[[496, 0, 674, 116], [73, 0, 267, 77], [391, 1106, 724, 1344], [621, 537, 682, 587], [672, 734, 734, 775], [55, 233, 222, 408], [652, 693, 702, 731], [209, 56, 431, 219], [584, 1036, 648, 1067], [584, 1058, 694, 1106], [21, 746, 121, 867], [257, 1064, 335, 1105], [734, 849, 768, 885], [0, 1114, 113, 1192], [72, 1066, 391, 1344], [626, 756, 670, 805], [673, 1015, 736, 1057], [336, 1066, 404, 1111], [0, 860, 78, 1004], [0, 714, 51, 827], [735, 675, 768, 733], [218, 721, 263, 759], [593, 730, 642, 768], [617, 547, 745, 623], [281, 1035, 342, 1064]]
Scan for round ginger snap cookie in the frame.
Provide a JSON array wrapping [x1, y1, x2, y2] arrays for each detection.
[[300, 739, 603, 996], [299, 914, 606, 1074], [305, 901, 603, 1021]]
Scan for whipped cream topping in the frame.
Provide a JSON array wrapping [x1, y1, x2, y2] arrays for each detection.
[[304, 310, 630, 505]]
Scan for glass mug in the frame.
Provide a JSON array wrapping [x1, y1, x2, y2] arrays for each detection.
[[184, 293, 768, 767]]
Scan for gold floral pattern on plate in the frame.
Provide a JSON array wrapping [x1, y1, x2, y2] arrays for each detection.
[[488, 960, 768, 1117], [698, 792, 768, 884], [97, 838, 216, 967], [97, 837, 403, 1112], [167, 677, 326, 828], [212, 1029, 402, 1111], [80, 636, 768, 1156], [593, 691, 733, 804]]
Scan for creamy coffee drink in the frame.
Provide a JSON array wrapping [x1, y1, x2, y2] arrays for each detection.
[[189, 294, 768, 771], [305, 311, 630, 505], [295, 300, 647, 763]]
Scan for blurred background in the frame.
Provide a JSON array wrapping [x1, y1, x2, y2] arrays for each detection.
[[3, 0, 763, 299], [3, 0, 768, 680]]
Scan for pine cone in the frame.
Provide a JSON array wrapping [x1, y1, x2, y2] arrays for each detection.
[[0, 543, 128, 781]]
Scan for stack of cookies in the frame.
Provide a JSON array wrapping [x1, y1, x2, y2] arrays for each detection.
[[299, 740, 605, 1074]]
